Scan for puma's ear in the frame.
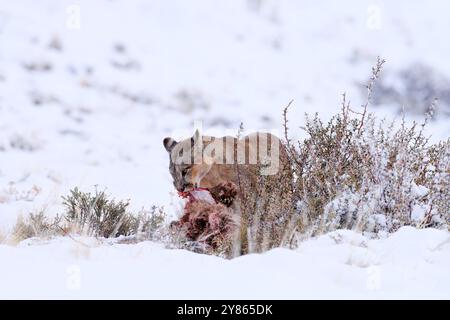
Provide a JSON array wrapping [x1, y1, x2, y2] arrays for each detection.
[[163, 137, 177, 152]]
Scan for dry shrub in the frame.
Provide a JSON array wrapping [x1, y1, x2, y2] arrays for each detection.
[[130, 206, 168, 241], [62, 187, 166, 238], [281, 57, 449, 242], [289, 106, 449, 238], [229, 57, 449, 254], [10, 211, 63, 243], [7, 188, 167, 244], [62, 187, 133, 237]]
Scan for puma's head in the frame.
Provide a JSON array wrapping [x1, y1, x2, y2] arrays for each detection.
[[163, 130, 213, 192]]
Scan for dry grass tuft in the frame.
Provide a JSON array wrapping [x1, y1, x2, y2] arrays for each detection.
[[10, 211, 63, 243]]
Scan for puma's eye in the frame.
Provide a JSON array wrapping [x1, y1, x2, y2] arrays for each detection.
[[182, 167, 191, 176]]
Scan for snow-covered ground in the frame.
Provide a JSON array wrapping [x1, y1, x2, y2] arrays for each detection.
[[1, 227, 448, 299], [0, 0, 449, 299]]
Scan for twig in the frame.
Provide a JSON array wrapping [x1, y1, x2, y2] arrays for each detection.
[[282, 99, 294, 150], [357, 56, 385, 134]]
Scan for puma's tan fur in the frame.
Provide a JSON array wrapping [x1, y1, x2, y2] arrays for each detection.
[[164, 131, 287, 189]]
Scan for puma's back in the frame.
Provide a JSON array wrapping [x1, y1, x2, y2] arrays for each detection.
[[163, 131, 289, 190]]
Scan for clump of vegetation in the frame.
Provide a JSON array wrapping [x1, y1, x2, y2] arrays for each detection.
[[224, 57, 449, 256], [62, 187, 167, 239], [128, 206, 168, 241], [62, 187, 132, 237], [10, 211, 63, 243], [8, 187, 167, 244], [282, 57, 449, 242]]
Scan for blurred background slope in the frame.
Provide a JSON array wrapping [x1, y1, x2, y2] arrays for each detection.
[[0, 0, 449, 230]]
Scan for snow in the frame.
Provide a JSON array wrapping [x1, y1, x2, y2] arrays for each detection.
[[0, 0, 449, 298], [0, 227, 448, 299]]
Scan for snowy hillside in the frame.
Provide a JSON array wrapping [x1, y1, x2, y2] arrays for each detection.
[[0, 0, 449, 299]]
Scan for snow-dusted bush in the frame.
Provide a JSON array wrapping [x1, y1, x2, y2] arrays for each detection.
[[284, 58, 449, 241], [290, 107, 449, 238], [129, 206, 168, 241], [8, 188, 167, 243], [62, 187, 166, 238], [62, 187, 132, 237]]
